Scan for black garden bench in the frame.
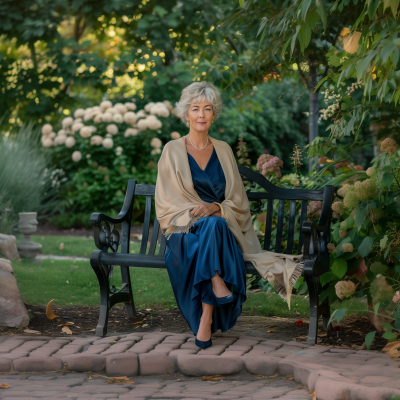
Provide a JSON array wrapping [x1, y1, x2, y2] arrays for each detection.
[[90, 166, 334, 345]]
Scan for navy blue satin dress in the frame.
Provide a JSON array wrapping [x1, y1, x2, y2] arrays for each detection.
[[164, 147, 247, 335]]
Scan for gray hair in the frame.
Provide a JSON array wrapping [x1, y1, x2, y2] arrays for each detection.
[[174, 81, 223, 125]]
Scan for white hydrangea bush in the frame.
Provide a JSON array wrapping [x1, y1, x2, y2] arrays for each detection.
[[40, 99, 185, 213], [41, 99, 182, 163]]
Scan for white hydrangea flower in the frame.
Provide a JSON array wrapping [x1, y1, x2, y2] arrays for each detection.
[[144, 102, 155, 112], [137, 118, 148, 131], [149, 103, 170, 118], [116, 146, 123, 152], [72, 150, 82, 162], [105, 133, 112, 138], [124, 128, 139, 137], [88, 125, 97, 133], [93, 114, 103, 124], [150, 137, 162, 148], [100, 100, 112, 111], [42, 124, 53, 136], [54, 135, 67, 145], [101, 113, 113, 123], [74, 117, 83, 123], [86, 154, 91, 159], [41, 137, 54, 147], [146, 116, 162, 130], [124, 111, 137, 124], [83, 112, 93, 122], [65, 137, 76, 148], [114, 104, 127, 114], [163, 100, 173, 110], [62, 117, 74, 128], [106, 124, 118, 135], [136, 110, 147, 119], [57, 129, 67, 136], [125, 102, 137, 111], [80, 126, 92, 138], [74, 109, 85, 118], [170, 131, 181, 139], [113, 113, 124, 123], [90, 135, 103, 146], [71, 122, 84, 133], [49, 132, 56, 139], [150, 148, 162, 155], [102, 138, 114, 149]]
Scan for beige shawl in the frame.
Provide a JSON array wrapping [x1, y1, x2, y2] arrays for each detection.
[[154, 135, 303, 308]]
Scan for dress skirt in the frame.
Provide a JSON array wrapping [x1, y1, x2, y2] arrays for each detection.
[[164, 147, 247, 335]]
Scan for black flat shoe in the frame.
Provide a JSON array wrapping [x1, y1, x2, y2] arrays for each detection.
[[195, 337, 212, 349]]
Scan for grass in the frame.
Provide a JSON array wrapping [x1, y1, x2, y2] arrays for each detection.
[[11, 234, 368, 318]]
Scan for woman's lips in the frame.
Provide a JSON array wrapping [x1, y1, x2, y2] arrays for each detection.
[[197, 122, 206, 124]]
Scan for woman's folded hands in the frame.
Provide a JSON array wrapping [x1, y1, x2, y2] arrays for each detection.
[[190, 203, 221, 218]]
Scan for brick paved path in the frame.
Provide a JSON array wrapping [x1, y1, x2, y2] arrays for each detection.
[[0, 333, 399, 400]]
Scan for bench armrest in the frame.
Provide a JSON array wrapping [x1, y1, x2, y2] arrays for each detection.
[[91, 179, 136, 251]]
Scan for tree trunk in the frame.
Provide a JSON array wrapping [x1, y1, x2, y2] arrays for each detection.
[[308, 64, 319, 173]]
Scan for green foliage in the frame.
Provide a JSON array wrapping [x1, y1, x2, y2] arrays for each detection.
[[50, 213, 93, 230], [0, 124, 59, 227], [0, 194, 17, 234]]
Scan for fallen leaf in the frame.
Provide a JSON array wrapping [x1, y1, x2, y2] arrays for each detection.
[[46, 299, 59, 320], [80, 306, 90, 309], [150, 284, 154, 287], [145, 308, 152, 312], [125, 381, 135, 384], [317, 332, 327, 337], [312, 390, 316, 400], [59, 243, 64, 250], [267, 330, 276, 333], [89, 329, 96, 331], [138, 290, 142, 295], [66, 280, 69, 284], [268, 374, 278, 378], [286, 375, 294, 380], [133, 321, 143, 325], [62, 326, 72, 335], [382, 342, 400, 354], [142, 324, 149, 327], [0, 383, 10, 389], [202, 375, 222, 381], [23, 329, 40, 334], [76, 326, 80, 328]]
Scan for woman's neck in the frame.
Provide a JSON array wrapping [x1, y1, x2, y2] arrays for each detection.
[[187, 131, 209, 148]]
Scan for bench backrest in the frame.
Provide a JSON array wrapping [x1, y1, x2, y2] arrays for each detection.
[[129, 166, 333, 258]]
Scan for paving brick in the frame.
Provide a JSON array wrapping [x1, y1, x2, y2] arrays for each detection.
[[105, 353, 138, 377], [315, 377, 400, 400], [62, 354, 106, 372], [169, 349, 198, 356], [0, 358, 12, 372], [138, 353, 176, 375], [13, 356, 63, 372], [220, 350, 246, 357], [177, 355, 243, 376], [245, 356, 280, 376], [277, 359, 297, 376]]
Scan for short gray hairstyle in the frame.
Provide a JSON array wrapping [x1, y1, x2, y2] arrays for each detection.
[[174, 81, 223, 124]]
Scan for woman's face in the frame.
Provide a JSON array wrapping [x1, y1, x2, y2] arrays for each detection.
[[185, 99, 214, 133]]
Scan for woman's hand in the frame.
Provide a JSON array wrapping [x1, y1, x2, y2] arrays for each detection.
[[190, 203, 221, 219]]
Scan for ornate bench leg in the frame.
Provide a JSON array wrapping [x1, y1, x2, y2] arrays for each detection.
[[91, 252, 110, 337], [121, 266, 137, 318], [321, 300, 332, 331], [304, 260, 319, 346]]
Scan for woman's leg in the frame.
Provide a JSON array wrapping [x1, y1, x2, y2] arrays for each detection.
[[197, 302, 213, 341], [211, 270, 232, 298]]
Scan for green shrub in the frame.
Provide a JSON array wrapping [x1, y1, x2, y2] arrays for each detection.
[[0, 124, 60, 230], [50, 212, 93, 229]]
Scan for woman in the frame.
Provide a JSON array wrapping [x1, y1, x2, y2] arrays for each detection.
[[155, 82, 303, 350]]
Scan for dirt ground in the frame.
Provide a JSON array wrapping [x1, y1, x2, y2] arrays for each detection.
[[0, 304, 387, 351]]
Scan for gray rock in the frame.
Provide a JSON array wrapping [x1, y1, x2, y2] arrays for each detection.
[[0, 234, 19, 260], [0, 258, 14, 274], [0, 270, 29, 328]]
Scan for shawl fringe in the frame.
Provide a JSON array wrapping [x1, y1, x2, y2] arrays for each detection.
[[266, 261, 304, 309]]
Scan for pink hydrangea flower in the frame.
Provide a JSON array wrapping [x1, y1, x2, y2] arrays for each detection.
[[256, 153, 283, 178]]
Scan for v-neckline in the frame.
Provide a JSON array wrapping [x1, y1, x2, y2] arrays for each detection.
[[187, 147, 215, 172]]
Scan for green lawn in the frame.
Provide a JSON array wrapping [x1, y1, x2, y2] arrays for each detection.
[[10, 234, 368, 317]]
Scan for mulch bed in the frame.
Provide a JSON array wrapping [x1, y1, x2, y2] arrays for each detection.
[[294, 314, 387, 351], [0, 304, 387, 351], [0, 304, 189, 337]]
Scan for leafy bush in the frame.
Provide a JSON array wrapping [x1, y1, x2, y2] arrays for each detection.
[[0, 125, 59, 232], [50, 212, 93, 230], [321, 140, 400, 348]]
